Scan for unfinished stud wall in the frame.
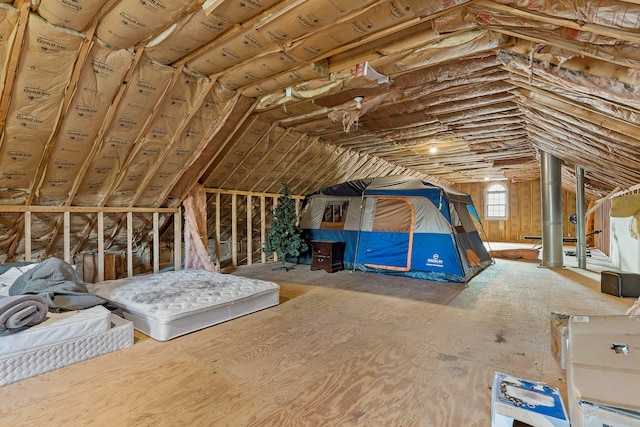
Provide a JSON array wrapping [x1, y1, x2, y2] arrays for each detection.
[[457, 179, 577, 242]]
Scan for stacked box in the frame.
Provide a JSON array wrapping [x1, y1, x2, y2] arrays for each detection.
[[550, 312, 570, 370], [567, 315, 640, 426]]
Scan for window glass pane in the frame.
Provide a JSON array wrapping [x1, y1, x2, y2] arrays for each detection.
[[485, 182, 507, 219]]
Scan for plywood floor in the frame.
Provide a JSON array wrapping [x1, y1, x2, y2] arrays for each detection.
[[0, 246, 633, 426]]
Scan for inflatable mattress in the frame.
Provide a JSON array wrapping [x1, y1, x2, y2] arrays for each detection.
[[86, 269, 279, 341]]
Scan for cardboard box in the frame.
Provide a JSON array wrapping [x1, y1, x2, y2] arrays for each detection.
[[550, 312, 570, 370], [491, 371, 570, 427], [567, 315, 640, 426]]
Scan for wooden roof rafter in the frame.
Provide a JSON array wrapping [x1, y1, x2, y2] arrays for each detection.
[[215, 121, 278, 191], [0, 1, 29, 139], [474, 0, 640, 44], [94, 65, 183, 208], [261, 133, 313, 194], [63, 45, 147, 208]]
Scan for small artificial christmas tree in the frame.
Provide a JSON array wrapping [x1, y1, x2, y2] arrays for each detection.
[[263, 183, 308, 270]]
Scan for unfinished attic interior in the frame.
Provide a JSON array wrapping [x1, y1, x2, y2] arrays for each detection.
[[0, 0, 638, 274], [2, 0, 640, 424]]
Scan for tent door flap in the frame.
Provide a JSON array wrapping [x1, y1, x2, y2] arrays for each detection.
[[360, 197, 414, 271]]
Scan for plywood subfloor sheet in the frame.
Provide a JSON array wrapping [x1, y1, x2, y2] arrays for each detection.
[[0, 250, 632, 426]]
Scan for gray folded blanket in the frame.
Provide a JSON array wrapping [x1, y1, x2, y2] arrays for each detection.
[[0, 294, 48, 331], [9, 258, 110, 312]]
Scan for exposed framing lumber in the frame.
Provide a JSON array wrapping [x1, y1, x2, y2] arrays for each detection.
[[173, 0, 310, 68], [156, 92, 245, 208], [271, 197, 278, 264], [216, 122, 277, 190], [204, 188, 303, 201], [153, 212, 159, 274], [289, 144, 338, 195], [171, 97, 258, 206], [24, 211, 30, 262], [64, 44, 147, 207], [27, 22, 97, 206], [63, 211, 71, 264], [262, 134, 314, 194], [249, 131, 303, 193], [475, 0, 640, 45], [215, 192, 221, 267], [127, 212, 133, 277], [246, 195, 253, 266], [0, 1, 29, 139], [70, 65, 181, 255], [200, 113, 262, 188], [260, 196, 266, 264], [0, 206, 178, 213], [228, 129, 293, 191], [97, 212, 104, 282], [99, 64, 185, 208], [586, 187, 622, 217], [231, 193, 237, 267], [203, 186, 310, 267], [174, 208, 182, 271], [2, 206, 179, 278], [294, 1, 471, 69], [492, 27, 640, 71], [508, 79, 640, 140], [128, 77, 217, 208]]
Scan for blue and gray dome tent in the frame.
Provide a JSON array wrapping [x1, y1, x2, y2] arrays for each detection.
[[299, 176, 493, 283]]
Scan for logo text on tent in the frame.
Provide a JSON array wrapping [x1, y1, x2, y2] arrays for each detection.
[[426, 253, 444, 268]]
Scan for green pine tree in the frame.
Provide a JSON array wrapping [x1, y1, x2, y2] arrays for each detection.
[[263, 183, 308, 270]]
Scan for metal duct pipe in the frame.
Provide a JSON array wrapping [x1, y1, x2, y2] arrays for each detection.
[[575, 165, 587, 269], [541, 151, 564, 268]]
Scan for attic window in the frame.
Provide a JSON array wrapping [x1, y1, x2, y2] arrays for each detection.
[[485, 182, 508, 220]]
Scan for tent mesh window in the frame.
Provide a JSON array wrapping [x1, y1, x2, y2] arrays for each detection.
[[321, 201, 349, 230]]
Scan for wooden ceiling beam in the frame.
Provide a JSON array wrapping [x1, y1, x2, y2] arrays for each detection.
[[65, 45, 146, 207], [475, 0, 640, 44], [492, 27, 640, 70], [25, 20, 95, 206], [0, 2, 28, 139], [508, 79, 640, 140], [96, 66, 182, 208], [129, 77, 218, 208]]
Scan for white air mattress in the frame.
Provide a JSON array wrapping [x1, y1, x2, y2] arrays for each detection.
[[0, 305, 111, 356], [87, 269, 279, 341], [0, 314, 133, 387]]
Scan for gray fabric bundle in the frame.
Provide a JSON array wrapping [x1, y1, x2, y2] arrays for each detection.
[[9, 258, 109, 311], [0, 294, 48, 331]]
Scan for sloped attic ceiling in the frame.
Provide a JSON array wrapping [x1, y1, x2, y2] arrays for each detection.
[[0, 0, 639, 260]]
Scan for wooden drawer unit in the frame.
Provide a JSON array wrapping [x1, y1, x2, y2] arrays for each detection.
[[310, 240, 345, 273]]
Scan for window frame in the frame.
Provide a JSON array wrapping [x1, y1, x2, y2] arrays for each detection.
[[484, 182, 509, 220]]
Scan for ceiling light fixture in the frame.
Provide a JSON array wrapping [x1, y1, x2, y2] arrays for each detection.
[[429, 144, 437, 154], [354, 96, 364, 110]]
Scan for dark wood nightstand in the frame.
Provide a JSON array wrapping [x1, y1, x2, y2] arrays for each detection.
[[310, 240, 345, 273]]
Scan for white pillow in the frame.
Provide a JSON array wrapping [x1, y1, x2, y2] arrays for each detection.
[[0, 264, 38, 296]]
